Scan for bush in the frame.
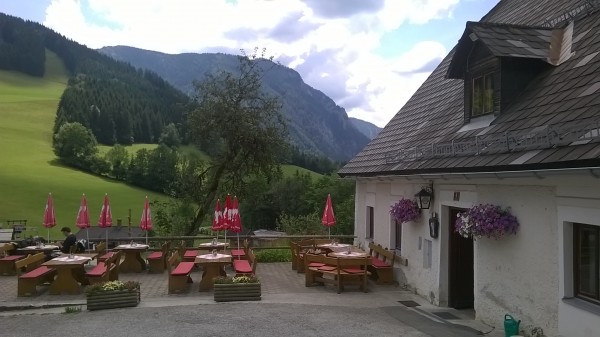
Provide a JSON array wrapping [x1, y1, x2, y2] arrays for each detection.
[[254, 248, 292, 262]]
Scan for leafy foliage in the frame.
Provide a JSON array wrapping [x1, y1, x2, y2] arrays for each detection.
[[183, 48, 289, 235], [254, 249, 292, 262], [52, 122, 98, 169], [86, 280, 140, 294]]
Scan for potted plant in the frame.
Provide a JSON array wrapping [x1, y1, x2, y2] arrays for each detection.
[[390, 198, 421, 224], [455, 203, 520, 239], [213, 275, 261, 302], [86, 280, 141, 311]]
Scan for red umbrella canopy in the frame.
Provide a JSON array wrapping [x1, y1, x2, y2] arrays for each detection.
[[43, 193, 57, 229], [321, 194, 336, 227], [212, 199, 224, 231], [140, 196, 152, 231], [98, 194, 113, 228], [229, 196, 242, 233], [75, 194, 90, 229], [222, 194, 233, 230]]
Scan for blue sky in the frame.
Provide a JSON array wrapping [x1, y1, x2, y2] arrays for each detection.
[[0, 0, 499, 127]]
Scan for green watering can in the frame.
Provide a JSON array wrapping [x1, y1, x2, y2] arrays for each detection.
[[504, 314, 521, 337]]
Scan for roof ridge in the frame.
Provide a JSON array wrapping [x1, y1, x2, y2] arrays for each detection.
[[466, 21, 552, 31]]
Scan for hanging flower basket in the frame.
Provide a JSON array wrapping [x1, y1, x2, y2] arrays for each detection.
[[455, 204, 519, 239], [390, 198, 421, 224]]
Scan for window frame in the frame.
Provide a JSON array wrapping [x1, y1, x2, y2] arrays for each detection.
[[574, 223, 600, 304], [366, 206, 374, 239], [471, 72, 495, 117]]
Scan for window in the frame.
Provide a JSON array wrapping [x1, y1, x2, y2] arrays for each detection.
[[472, 73, 494, 116], [393, 216, 402, 251], [366, 206, 374, 239], [574, 223, 600, 304]]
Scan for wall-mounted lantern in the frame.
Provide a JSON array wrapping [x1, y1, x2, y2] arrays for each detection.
[[415, 181, 434, 210]]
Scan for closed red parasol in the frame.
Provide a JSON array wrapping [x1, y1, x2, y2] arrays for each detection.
[[98, 194, 113, 247], [140, 196, 152, 245], [222, 194, 233, 243], [76, 193, 91, 249], [321, 194, 336, 239], [43, 193, 57, 242]]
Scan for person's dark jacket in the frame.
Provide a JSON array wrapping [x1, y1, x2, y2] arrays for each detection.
[[61, 233, 77, 253]]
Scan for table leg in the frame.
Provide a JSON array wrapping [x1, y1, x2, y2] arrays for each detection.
[[120, 251, 146, 273], [199, 264, 222, 291], [49, 267, 81, 295]]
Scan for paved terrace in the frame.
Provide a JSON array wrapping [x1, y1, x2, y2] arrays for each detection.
[[0, 261, 504, 336]]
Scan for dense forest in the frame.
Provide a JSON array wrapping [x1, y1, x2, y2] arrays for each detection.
[[0, 13, 189, 145]]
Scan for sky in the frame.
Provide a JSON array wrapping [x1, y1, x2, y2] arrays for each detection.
[[1, 0, 499, 128]]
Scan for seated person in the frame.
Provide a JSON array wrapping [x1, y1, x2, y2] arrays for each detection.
[[58, 226, 77, 254]]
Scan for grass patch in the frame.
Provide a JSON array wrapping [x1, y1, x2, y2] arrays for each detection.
[[254, 248, 292, 263], [0, 50, 167, 240]]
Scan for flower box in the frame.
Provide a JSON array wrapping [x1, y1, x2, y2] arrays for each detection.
[[86, 281, 140, 311], [213, 276, 261, 302]]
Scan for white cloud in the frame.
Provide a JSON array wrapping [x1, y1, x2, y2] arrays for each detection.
[[42, 0, 460, 127]]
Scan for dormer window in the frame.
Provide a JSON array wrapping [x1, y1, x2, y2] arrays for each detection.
[[472, 73, 494, 117]]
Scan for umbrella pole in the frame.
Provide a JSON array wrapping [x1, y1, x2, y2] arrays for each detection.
[[146, 231, 148, 246], [328, 227, 331, 240], [105, 229, 108, 249], [237, 233, 240, 260], [86, 228, 90, 252], [47, 228, 50, 243]]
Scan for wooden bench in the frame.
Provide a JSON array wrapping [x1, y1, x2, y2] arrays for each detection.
[[233, 248, 256, 276], [230, 239, 248, 260], [96, 242, 116, 263], [367, 242, 397, 284], [0, 243, 25, 276], [293, 239, 315, 273], [177, 240, 199, 263], [167, 251, 195, 294], [147, 242, 170, 273], [16, 252, 56, 296], [85, 251, 121, 285], [304, 253, 371, 293]]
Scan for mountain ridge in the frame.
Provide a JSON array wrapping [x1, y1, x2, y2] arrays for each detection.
[[99, 45, 374, 161]]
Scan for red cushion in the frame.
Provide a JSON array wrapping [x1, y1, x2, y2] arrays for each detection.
[[147, 252, 163, 260], [171, 262, 195, 276], [0, 255, 25, 261], [98, 252, 115, 261], [343, 268, 364, 274], [20, 266, 53, 279], [183, 250, 199, 258], [318, 265, 337, 271], [308, 262, 325, 267], [86, 263, 108, 276], [231, 249, 245, 256], [233, 259, 252, 273], [371, 257, 391, 268]]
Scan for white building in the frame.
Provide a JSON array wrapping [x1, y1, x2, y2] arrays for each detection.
[[339, 1, 600, 336]]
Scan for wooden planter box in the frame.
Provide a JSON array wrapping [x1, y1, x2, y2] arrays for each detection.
[[214, 283, 261, 302], [86, 289, 140, 311]]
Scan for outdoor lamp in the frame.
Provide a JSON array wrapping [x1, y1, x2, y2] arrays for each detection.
[[415, 182, 433, 210]]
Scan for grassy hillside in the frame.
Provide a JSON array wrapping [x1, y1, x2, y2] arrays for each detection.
[[0, 50, 165, 241]]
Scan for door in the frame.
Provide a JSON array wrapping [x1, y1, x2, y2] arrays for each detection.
[[448, 208, 474, 309]]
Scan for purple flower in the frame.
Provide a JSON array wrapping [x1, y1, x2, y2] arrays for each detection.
[[390, 198, 421, 224], [455, 204, 519, 239]]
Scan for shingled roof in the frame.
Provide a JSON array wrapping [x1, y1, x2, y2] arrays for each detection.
[[339, 0, 600, 177]]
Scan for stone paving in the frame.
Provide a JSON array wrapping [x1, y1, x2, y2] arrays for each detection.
[[0, 259, 505, 336]]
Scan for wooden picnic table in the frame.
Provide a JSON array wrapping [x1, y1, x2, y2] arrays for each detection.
[[195, 253, 231, 291], [115, 244, 148, 273], [42, 255, 92, 295]]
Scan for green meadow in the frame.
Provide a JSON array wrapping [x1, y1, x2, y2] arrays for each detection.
[[0, 50, 321, 240], [0, 51, 165, 240]]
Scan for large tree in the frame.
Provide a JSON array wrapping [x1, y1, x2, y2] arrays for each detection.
[[185, 48, 289, 235], [52, 122, 98, 169]]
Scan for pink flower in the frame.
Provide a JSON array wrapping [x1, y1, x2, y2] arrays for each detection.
[[455, 204, 519, 239], [390, 198, 421, 224]]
